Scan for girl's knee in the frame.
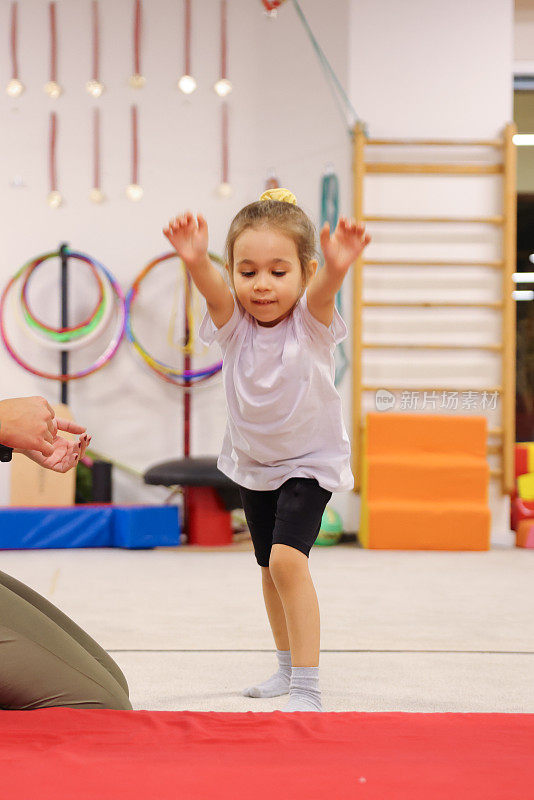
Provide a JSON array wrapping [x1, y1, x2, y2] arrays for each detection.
[[269, 544, 307, 583]]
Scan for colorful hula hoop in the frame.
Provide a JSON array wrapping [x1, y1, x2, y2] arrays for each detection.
[[14, 262, 115, 352], [20, 251, 106, 340], [125, 251, 224, 387], [0, 249, 126, 381]]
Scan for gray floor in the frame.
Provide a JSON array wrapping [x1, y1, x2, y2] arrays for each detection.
[[2, 538, 533, 713]]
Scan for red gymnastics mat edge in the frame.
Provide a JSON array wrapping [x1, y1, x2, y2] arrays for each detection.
[[2, 709, 533, 800]]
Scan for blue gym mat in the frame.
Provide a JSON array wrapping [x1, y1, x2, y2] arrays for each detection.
[[0, 505, 181, 549]]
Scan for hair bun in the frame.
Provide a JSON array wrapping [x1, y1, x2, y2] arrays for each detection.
[[259, 188, 297, 205]]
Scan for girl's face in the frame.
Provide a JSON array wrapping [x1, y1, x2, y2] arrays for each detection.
[[231, 227, 317, 328]]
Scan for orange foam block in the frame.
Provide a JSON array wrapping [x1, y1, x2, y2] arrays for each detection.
[[366, 413, 488, 458], [360, 413, 491, 550], [365, 500, 491, 550], [366, 454, 489, 503]]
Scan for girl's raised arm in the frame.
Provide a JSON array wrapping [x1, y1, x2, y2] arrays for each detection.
[[163, 212, 232, 311]]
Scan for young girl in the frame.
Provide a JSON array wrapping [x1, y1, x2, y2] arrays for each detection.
[[163, 188, 370, 712]]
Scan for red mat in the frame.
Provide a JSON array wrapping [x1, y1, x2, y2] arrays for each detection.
[[2, 710, 533, 799]]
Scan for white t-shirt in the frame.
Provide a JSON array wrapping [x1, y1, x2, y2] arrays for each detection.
[[198, 288, 354, 493]]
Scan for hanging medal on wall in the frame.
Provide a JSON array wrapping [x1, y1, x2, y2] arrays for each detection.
[[44, 2, 62, 98], [86, 1, 104, 97], [178, 0, 197, 94], [47, 112, 62, 208], [126, 105, 143, 201], [129, 0, 145, 88], [6, 2, 24, 97], [214, 0, 232, 98], [90, 108, 105, 203]]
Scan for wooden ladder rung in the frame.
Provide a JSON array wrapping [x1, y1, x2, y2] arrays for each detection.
[[366, 138, 504, 147], [362, 343, 502, 351], [363, 215, 504, 224], [363, 301, 503, 309], [365, 163, 503, 175], [487, 445, 502, 455], [490, 469, 503, 478], [363, 259, 504, 268]]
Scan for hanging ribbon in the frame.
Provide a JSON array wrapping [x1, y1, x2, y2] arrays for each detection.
[[222, 102, 229, 183], [132, 105, 138, 184], [320, 171, 349, 386], [50, 3, 57, 83], [87, 1, 104, 96], [90, 108, 104, 203], [214, 0, 231, 97], [7, 2, 24, 97], [134, 0, 141, 73], [130, 0, 145, 87], [126, 105, 143, 200], [221, 0, 227, 81], [45, 2, 62, 97], [48, 112, 62, 208], [185, 0, 192, 75], [178, 0, 197, 93], [217, 1, 231, 195]]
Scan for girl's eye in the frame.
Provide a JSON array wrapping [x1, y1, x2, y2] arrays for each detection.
[[240, 271, 286, 278]]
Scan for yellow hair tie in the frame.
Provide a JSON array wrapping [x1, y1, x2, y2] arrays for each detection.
[[259, 188, 297, 205]]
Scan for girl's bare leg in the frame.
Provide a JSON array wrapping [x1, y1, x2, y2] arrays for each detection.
[[269, 544, 323, 711], [268, 544, 320, 667], [261, 566, 290, 651], [242, 566, 291, 698]]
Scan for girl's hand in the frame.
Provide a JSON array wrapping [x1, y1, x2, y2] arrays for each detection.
[[21, 432, 91, 474], [320, 217, 371, 273], [163, 212, 209, 266]]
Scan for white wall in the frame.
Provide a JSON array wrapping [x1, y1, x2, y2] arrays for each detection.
[[0, 0, 517, 541]]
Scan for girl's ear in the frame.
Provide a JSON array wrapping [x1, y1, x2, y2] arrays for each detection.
[[306, 259, 319, 283]]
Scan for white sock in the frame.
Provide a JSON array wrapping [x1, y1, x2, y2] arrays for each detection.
[[242, 649, 292, 698], [282, 666, 323, 712]]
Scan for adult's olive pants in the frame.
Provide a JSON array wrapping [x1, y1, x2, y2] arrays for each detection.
[[0, 569, 131, 710]]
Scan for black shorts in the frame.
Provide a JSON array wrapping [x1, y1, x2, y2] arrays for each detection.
[[238, 477, 333, 567]]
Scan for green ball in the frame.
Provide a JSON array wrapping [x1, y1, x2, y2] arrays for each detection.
[[315, 506, 343, 547]]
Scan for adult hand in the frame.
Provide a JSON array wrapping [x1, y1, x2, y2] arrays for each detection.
[[20, 432, 91, 474], [0, 396, 59, 456], [55, 418, 87, 437]]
